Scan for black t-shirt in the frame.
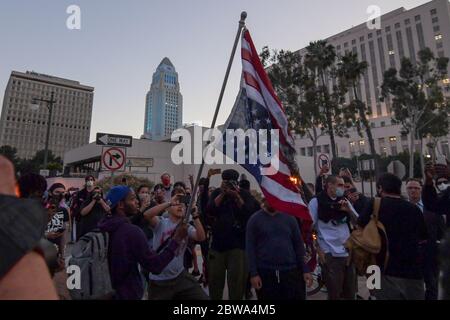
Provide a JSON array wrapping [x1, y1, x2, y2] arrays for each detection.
[[45, 207, 69, 234], [358, 196, 428, 279], [207, 188, 259, 252], [77, 200, 107, 238]]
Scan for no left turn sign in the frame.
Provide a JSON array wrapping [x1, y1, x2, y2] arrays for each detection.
[[102, 147, 126, 172]]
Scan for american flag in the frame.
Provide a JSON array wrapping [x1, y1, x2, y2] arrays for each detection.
[[220, 29, 311, 221]]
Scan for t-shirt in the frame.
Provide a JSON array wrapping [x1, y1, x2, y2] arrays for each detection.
[[77, 201, 107, 238], [46, 207, 69, 233], [149, 217, 196, 281]]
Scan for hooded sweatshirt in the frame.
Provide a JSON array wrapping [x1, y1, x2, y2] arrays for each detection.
[[98, 215, 179, 300]]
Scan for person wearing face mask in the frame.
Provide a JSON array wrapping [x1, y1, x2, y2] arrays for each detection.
[[422, 163, 450, 228], [308, 175, 358, 300], [70, 175, 96, 241], [160, 173, 173, 203], [77, 186, 110, 238], [45, 183, 70, 259]]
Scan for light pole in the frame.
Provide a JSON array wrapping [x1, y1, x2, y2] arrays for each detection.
[[30, 92, 57, 169]]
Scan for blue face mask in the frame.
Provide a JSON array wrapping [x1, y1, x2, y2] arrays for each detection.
[[336, 187, 345, 198]]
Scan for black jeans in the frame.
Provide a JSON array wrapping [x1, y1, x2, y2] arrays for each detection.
[[256, 268, 306, 301]]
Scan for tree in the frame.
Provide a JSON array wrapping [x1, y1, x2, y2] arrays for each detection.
[[304, 40, 348, 168], [260, 47, 326, 175], [381, 47, 449, 178], [96, 173, 154, 194], [337, 52, 379, 177], [0, 145, 19, 168]]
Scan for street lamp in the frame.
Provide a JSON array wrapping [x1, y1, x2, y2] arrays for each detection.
[[30, 91, 57, 169]]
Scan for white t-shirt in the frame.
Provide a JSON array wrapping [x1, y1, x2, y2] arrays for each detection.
[[149, 217, 196, 281]]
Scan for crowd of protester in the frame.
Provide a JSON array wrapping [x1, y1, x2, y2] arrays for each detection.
[[1, 154, 450, 300]]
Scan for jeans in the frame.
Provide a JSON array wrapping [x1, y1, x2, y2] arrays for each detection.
[[256, 268, 306, 300]]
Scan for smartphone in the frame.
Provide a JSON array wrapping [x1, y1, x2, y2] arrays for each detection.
[[179, 194, 191, 205]]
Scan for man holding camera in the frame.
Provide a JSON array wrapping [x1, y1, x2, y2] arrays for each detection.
[[77, 187, 110, 238], [308, 175, 358, 300], [206, 169, 259, 300], [143, 188, 207, 300]]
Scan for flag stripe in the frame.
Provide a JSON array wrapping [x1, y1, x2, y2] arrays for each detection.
[[261, 187, 310, 218], [242, 57, 295, 148]]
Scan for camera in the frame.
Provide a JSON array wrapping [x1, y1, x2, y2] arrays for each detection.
[[92, 192, 102, 201], [329, 202, 343, 211]]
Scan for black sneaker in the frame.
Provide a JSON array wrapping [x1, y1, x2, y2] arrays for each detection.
[[191, 270, 200, 277]]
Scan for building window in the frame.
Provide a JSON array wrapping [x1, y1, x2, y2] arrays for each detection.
[[441, 141, 450, 158], [432, 17, 439, 24], [316, 146, 321, 153], [368, 33, 373, 39], [300, 148, 306, 156], [431, 9, 437, 15], [434, 25, 440, 32], [324, 144, 330, 154], [435, 34, 443, 40], [415, 15, 421, 21], [336, 45, 341, 50], [389, 136, 397, 143], [389, 50, 395, 55], [405, 19, 410, 25], [437, 42, 443, 49], [352, 39, 356, 45], [307, 147, 313, 157], [381, 121, 385, 127], [395, 23, 401, 29], [385, 26, 391, 33]]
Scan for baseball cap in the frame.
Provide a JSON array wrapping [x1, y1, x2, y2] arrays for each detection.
[[106, 185, 132, 209]]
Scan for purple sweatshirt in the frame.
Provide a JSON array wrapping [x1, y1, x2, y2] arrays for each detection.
[[98, 215, 179, 300]]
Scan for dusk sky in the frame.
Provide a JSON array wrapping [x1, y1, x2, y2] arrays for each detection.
[[0, 0, 430, 141]]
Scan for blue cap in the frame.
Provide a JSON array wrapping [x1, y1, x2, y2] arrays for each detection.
[[106, 185, 132, 209]]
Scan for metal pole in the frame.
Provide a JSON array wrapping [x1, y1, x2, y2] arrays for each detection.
[[184, 12, 247, 222], [43, 92, 55, 169]]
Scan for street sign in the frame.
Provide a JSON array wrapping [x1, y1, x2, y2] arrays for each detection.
[[101, 147, 126, 172], [96, 132, 133, 147], [387, 160, 406, 179], [126, 158, 154, 167]]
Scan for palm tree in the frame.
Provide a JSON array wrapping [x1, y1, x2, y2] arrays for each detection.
[[304, 40, 339, 162], [337, 52, 379, 176]]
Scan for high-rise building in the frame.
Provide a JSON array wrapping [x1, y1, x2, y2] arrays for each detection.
[[144, 57, 183, 140], [0, 71, 94, 159], [294, 0, 450, 159]]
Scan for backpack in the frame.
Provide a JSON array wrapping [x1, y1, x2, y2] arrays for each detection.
[[345, 197, 389, 276], [67, 231, 114, 300]]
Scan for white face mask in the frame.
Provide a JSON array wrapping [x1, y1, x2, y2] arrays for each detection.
[[335, 187, 345, 198], [437, 183, 450, 192], [86, 181, 94, 188]]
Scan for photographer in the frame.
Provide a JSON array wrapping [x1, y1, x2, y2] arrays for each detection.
[[308, 175, 358, 300], [77, 187, 110, 238], [342, 176, 369, 215], [206, 169, 259, 300], [44, 183, 70, 258]]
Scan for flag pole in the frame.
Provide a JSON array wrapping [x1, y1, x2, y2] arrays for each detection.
[[184, 11, 247, 223]]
